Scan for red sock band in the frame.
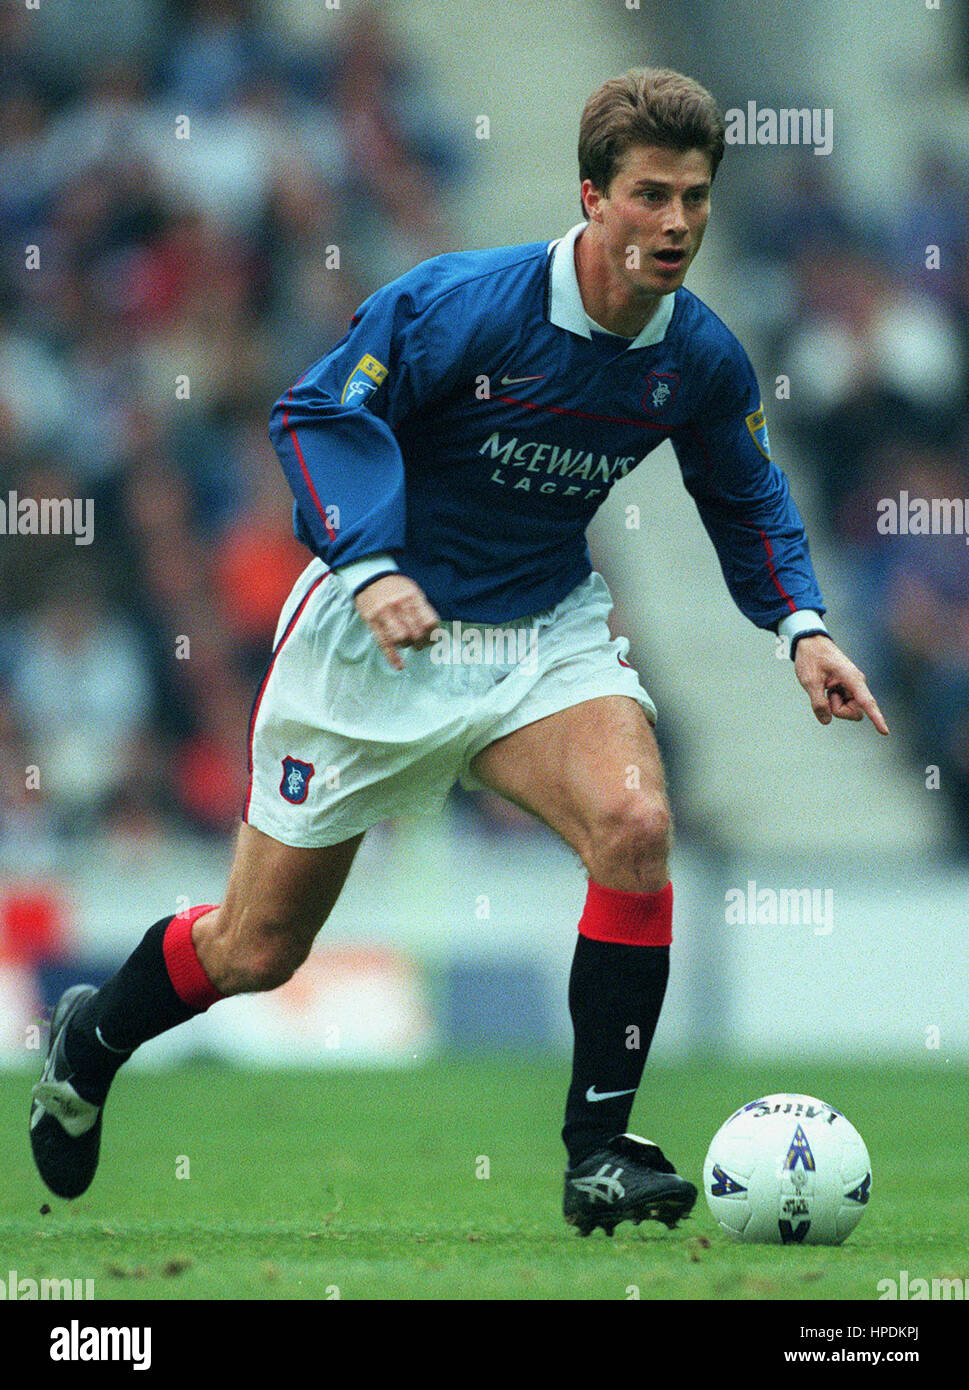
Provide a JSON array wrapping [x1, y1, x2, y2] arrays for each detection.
[[578, 879, 673, 946], [162, 904, 223, 1010]]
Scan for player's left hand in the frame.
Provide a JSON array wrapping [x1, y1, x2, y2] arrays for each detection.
[[793, 635, 889, 735]]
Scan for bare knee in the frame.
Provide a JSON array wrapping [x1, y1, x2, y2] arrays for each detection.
[[581, 796, 671, 893], [193, 906, 312, 996]]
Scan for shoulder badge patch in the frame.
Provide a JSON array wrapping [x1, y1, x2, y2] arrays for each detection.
[[341, 354, 388, 407], [745, 404, 771, 459]]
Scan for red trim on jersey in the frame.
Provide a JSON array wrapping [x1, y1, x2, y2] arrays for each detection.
[[162, 904, 223, 1010], [281, 374, 337, 543], [243, 570, 330, 821], [578, 879, 673, 946], [685, 424, 797, 614], [494, 395, 668, 431], [756, 526, 797, 613]]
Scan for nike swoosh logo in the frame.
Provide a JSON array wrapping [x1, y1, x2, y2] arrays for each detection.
[[499, 373, 546, 385], [585, 1085, 637, 1103]]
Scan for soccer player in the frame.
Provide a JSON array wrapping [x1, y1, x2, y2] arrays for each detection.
[[31, 67, 888, 1236]]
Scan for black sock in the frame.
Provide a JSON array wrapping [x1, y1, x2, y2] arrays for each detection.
[[562, 935, 669, 1168], [64, 915, 202, 1105]]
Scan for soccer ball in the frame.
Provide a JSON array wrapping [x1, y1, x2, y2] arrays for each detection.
[[703, 1093, 871, 1245]]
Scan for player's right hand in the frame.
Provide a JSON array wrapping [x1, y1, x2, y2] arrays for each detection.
[[353, 574, 440, 671]]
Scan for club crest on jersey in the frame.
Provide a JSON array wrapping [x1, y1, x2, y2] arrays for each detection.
[[641, 372, 679, 414], [280, 757, 314, 804], [746, 404, 772, 458], [340, 353, 388, 407]]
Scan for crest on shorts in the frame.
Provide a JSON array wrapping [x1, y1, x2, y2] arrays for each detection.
[[280, 756, 315, 804], [641, 371, 679, 414]]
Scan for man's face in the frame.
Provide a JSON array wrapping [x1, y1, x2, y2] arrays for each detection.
[[582, 144, 712, 295]]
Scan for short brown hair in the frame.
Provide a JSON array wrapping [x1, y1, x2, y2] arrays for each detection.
[[578, 67, 725, 216]]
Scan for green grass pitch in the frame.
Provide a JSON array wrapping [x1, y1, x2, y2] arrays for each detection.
[[3, 1058, 965, 1300]]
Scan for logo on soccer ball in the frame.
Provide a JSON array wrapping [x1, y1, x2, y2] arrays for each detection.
[[846, 1172, 871, 1205], [783, 1124, 816, 1172], [641, 371, 679, 414], [709, 1163, 747, 1198], [778, 1218, 811, 1244], [280, 756, 315, 804]]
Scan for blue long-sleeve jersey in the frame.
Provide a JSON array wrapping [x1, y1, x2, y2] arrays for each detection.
[[268, 223, 825, 626]]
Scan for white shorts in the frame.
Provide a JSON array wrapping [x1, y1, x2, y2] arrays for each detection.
[[243, 559, 657, 848]]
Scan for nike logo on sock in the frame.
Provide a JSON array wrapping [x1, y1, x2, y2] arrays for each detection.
[[95, 1025, 131, 1055], [585, 1085, 638, 1103]]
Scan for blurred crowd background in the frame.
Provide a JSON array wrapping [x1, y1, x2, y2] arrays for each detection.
[[0, 0, 466, 849], [743, 154, 969, 839], [0, 0, 967, 863]]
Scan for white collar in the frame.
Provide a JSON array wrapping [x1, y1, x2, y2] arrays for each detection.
[[547, 222, 676, 348]]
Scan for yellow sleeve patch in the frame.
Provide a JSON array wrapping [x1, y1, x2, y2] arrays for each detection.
[[745, 405, 771, 459], [357, 354, 388, 385], [341, 354, 389, 405]]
